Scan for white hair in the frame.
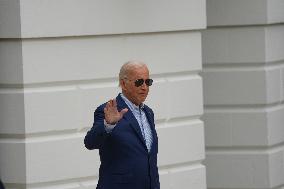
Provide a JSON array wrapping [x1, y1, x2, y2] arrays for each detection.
[[119, 60, 147, 86]]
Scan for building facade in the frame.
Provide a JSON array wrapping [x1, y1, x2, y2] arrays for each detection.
[[1, 0, 284, 189], [0, 0, 206, 189]]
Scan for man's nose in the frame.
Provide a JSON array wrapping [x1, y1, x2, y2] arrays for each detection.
[[141, 82, 147, 89]]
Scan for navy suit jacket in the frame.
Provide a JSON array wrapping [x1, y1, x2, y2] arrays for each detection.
[[84, 94, 160, 189]]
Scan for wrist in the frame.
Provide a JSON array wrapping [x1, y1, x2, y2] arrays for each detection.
[[104, 119, 116, 133], [104, 119, 116, 126]]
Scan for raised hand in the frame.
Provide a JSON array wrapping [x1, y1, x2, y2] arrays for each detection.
[[104, 99, 128, 125]]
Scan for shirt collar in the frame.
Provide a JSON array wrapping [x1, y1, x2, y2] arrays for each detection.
[[120, 93, 144, 111]]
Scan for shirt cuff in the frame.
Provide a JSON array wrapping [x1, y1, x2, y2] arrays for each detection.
[[104, 119, 116, 133]]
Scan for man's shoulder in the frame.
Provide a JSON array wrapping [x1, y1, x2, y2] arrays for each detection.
[[95, 102, 107, 113], [143, 104, 154, 114]]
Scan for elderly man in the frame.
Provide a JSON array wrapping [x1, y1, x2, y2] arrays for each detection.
[[84, 61, 160, 189]]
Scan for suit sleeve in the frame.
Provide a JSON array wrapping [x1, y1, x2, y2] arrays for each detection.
[[84, 105, 110, 150]]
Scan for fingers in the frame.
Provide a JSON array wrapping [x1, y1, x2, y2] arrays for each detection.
[[120, 108, 128, 116], [113, 99, 117, 107], [105, 98, 127, 117], [105, 101, 110, 112], [106, 99, 117, 108], [105, 99, 118, 115], [105, 99, 112, 112]]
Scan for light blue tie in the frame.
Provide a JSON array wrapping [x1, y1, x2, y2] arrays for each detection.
[[139, 108, 153, 152]]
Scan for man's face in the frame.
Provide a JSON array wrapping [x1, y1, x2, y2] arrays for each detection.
[[121, 66, 150, 106]]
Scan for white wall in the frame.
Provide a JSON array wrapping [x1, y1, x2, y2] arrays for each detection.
[[0, 1, 206, 189], [203, 0, 284, 188]]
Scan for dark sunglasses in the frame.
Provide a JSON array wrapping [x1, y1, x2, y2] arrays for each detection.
[[132, 78, 153, 87]]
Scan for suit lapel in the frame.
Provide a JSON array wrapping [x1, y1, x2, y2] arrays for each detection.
[[143, 106, 157, 154], [143, 106, 155, 131], [116, 94, 148, 150]]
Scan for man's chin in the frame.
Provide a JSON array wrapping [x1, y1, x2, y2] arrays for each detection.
[[139, 97, 147, 104]]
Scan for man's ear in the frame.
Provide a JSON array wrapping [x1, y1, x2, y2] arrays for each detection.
[[120, 79, 126, 90]]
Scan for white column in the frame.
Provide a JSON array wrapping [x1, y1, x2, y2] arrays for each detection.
[[203, 0, 284, 188]]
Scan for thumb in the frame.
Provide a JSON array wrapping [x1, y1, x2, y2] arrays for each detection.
[[120, 108, 128, 116]]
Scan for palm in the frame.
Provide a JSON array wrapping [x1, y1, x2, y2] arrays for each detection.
[[104, 99, 128, 124]]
